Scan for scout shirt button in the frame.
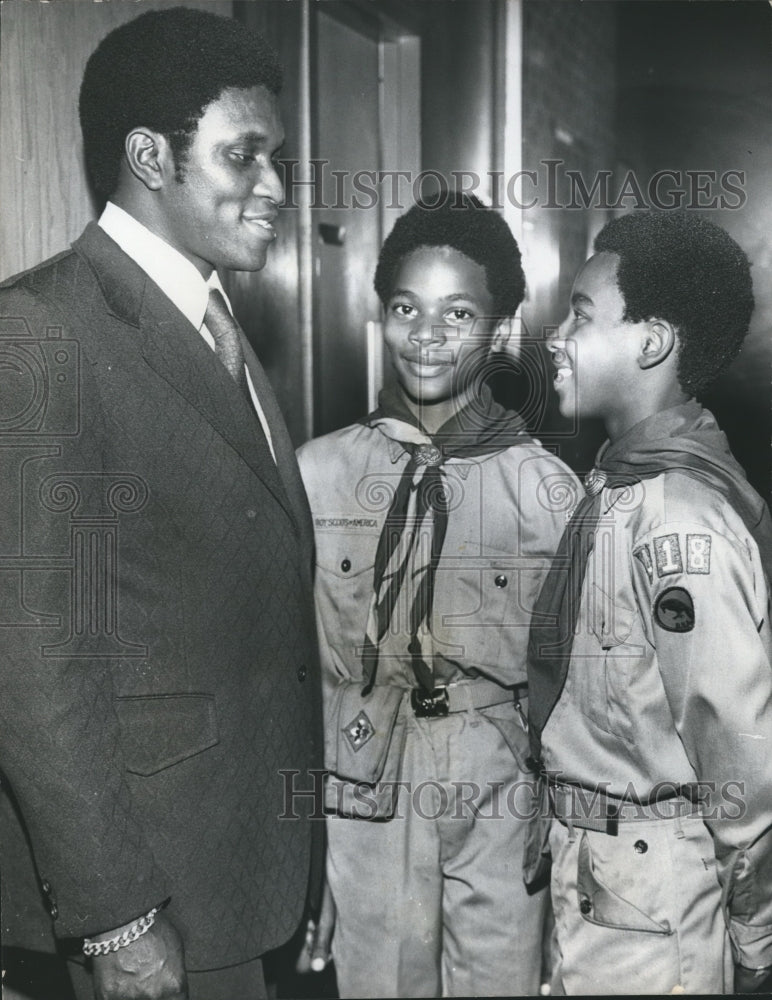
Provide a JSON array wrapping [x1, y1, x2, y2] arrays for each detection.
[[634, 839, 648, 854], [297, 666, 307, 682], [494, 575, 508, 588], [341, 559, 351, 572], [579, 898, 592, 915]]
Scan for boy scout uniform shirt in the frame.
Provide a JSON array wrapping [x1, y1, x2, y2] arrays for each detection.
[[540, 464, 772, 971], [297, 422, 578, 697], [300, 419, 579, 998]]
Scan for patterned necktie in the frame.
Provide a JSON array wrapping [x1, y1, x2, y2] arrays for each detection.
[[204, 288, 251, 403]]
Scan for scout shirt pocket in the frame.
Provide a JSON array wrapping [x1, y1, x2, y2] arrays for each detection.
[[324, 681, 408, 819], [431, 546, 531, 673], [313, 526, 379, 673]]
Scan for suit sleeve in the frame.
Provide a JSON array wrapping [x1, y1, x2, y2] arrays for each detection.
[[0, 286, 171, 937], [631, 516, 772, 969]]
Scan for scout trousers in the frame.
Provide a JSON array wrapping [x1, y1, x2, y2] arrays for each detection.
[[327, 701, 548, 997], [549, 814, 732, 994]]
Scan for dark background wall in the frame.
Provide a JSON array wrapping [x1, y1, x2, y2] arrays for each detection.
[[519, 0, 618, 472], [420, 0, 499, 186], [514, 0, 770, 499], [616, 0, 772, 499]]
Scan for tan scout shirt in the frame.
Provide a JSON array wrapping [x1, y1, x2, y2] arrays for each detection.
[[541, 467, 772, 968], [297, 422, 578, 693]]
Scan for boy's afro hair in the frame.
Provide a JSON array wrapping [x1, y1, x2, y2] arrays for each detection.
[[594, 211, 754, 395], [374, 194, 525, 317]]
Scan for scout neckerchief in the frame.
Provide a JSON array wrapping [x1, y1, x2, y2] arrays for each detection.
[[527, 400, 772, 762], [361, 384, 531, 694]]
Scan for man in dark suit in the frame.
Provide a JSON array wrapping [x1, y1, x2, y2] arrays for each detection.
[[0, 8, 321, 999]]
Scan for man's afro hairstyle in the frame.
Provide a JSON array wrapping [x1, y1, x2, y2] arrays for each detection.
[[374, 195, 525, 317], [79, 7, 282, 198], [594, 211, 754, 396]]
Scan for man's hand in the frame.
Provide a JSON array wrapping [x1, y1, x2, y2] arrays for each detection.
[[735, 963, 772, 994], [91, 910, 188, 1000], [296, 879, 335, 975]]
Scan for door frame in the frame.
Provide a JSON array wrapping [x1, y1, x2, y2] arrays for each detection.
[[296, 0, 421, 437]]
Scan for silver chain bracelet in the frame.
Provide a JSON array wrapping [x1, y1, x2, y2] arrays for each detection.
[[82, 906, 159, 956]]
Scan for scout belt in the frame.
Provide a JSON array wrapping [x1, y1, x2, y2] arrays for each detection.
[[411, 678, 527, 718], [549, 781, 701, 836]]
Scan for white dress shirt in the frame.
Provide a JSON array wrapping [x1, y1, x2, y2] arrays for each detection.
[[99, 202, 276, 461]]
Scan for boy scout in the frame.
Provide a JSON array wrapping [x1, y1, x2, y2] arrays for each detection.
[[297, 197, 577, 997], [528, 211, 772, 994]]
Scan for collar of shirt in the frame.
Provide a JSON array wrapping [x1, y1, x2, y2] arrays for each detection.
[[98, 201, 231, 342], [98, 203, 277, 463]]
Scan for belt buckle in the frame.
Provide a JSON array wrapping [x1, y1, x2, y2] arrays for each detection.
[[411, 686, 449, 718]]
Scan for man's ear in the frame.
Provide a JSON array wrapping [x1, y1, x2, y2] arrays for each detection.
[[638, 319, 676, 370], [489, 317, 514, 355], [124, 128, 172, 192]]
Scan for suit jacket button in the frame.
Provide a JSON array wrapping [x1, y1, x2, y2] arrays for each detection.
[[297, 666, 307, 682], [579, 898, 592, 915], [50, 903, 59, 920], [41, 879, 51, 895], [246, 509, 257, 519]]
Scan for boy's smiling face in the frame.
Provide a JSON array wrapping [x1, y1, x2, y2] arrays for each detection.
[[383, 245, 508, 431], [549, 251, 646, 428]]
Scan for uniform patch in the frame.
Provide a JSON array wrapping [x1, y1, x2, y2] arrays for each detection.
[[342, 710, 375, 753], [654, 587, 695, 633], [633, 543, 654, 583], [653, 533, 683, 577], [686, 534, 711, 574], [314, 516, 377, 529]]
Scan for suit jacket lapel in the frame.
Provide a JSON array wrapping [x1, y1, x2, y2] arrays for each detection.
[[73, 224, 296, 526]]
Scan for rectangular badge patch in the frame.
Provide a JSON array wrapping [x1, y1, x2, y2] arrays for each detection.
[[653, 533, 683, 577], [686, 534, 711, 574], [633, 543, 654, 583]]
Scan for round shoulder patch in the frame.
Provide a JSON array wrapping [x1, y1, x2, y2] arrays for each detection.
[[654, 586, 695, 633]]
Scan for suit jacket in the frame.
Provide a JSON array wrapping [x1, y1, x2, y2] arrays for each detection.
[[0, 223, 323, 969]]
